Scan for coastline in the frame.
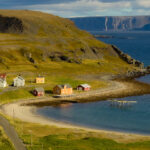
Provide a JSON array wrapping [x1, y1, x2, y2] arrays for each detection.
[[21, 79, 150, 107], [1, 79, 150, 143], [2, 101, 150, 143]]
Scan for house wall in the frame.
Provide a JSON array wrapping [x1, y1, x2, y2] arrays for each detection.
[[53, 86, 73, 95], [61, 88, 73, 95], [53, 86, 61, 95], [14, 78, 25, 87], [33, 91, 44, 96], [0, 81, 7, 88], [77, 86, 90, 91], [37, 92, 44, 96], [36, 77, 45, 83]]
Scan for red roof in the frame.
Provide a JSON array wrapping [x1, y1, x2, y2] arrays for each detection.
[[0, 74, 6, 79]]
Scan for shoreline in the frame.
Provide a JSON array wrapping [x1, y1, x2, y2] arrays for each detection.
[[1, 79, 150, 142], [22, 79, 150, 107], [2, 101, 150, 143]]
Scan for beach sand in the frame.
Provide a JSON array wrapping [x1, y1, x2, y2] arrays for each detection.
[[1, 80, 150, 143]]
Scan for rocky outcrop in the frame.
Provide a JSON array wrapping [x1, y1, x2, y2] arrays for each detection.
[[70, 16, 150, 31], [49, 52, 82, 64], [112, 45, 144, 68], [0, 15, 23, 33]]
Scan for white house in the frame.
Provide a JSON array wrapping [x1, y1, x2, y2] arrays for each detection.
[[0, 78, 7, 88], [13, 76, 25, 87]]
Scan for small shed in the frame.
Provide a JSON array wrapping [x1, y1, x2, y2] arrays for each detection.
[[53, 84, 73, 95], [77, 84, 91, 91], [13, 76, 25, 87], [33, 87, 45, 96], [36, 76, 45, 84], [0, 78, 7, 88]]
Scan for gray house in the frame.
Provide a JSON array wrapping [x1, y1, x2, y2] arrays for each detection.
[[0, 78, 7, 88], [13, 76, 25, 87]]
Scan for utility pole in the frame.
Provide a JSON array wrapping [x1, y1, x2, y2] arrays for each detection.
[[29, 130, 32, 148], [13, 108, 15, 124]]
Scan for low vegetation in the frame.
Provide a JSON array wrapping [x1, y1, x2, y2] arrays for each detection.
[[0, 126, 15, 150], [4, 118, 150, 150]]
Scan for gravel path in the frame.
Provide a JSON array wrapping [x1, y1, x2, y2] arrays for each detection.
[[0, 115, 26, 150]]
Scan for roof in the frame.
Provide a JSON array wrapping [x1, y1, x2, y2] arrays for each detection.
[[0, 74, 6, 79], [15, 76, 24, 81], [78, 84, 91, 88], [56, 84, 72, 89], [34, 87, 44, 92]]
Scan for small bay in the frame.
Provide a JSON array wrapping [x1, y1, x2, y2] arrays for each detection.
[[37, 31, 150, 135]]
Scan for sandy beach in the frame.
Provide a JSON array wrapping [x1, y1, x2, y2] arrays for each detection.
[[1, 80, 150, 143]]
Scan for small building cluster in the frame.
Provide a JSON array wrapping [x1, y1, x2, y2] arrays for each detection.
[[0, 73, 91, 98], [33, 83, 91, 97]]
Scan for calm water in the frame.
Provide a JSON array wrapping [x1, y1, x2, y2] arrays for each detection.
[[37, 32, 150, 135], [91, 31, 150, 67]]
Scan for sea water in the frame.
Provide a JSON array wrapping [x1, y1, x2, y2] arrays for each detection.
[[37, 32, 150, 135]]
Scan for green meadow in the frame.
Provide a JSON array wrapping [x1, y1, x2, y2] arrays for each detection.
[[5, 118, 150, 150], [0, 126, 15, 150]]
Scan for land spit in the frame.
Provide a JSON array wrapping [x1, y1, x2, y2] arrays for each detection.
[[1, 79, 150, 143], [21, 79, 150, 107]]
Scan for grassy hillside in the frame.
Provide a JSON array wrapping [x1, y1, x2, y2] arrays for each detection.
[[0, 10, 140, 94]]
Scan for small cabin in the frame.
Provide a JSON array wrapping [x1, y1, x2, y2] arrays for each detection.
[[0, 78, 7, 88], [13, 76, 25, 87], [33, 87, 45, 96], [77, 84, 91, 91], [53, 84, 73, 95], [36, 76, 45, 84]]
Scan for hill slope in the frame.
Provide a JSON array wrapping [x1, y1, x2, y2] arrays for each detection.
[[70, 16, 150, 31], [0, 10, 143, 85]]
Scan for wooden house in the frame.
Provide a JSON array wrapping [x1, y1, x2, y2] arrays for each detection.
[[0, 78, 7, 88], [33, 87, 45, 96], [36, 76, 45, 84], [13, 76, 25, 87], [53, 84, 73, 95], [77, 84, 91, 91]]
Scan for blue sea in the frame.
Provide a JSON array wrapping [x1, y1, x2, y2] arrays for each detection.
[[37, 31, 150, 135]]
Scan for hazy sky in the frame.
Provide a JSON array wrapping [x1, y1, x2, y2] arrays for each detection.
[[0, 0, 150, 17]]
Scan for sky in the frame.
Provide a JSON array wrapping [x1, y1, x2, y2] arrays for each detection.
[[0, 0, 150, 18]]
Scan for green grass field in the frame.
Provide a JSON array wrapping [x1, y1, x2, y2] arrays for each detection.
[[6, 119, 150, 150], [0, 126, 15, 150]]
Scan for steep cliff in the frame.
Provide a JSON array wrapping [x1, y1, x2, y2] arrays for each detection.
[[70, 16, 150, 31]]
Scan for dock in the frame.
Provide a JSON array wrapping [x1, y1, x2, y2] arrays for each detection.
[[108, 100, 137, 107]]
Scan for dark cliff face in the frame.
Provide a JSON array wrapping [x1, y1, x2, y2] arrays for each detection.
[[70, 16, 150, 31], [0, 15, 23, 33]]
